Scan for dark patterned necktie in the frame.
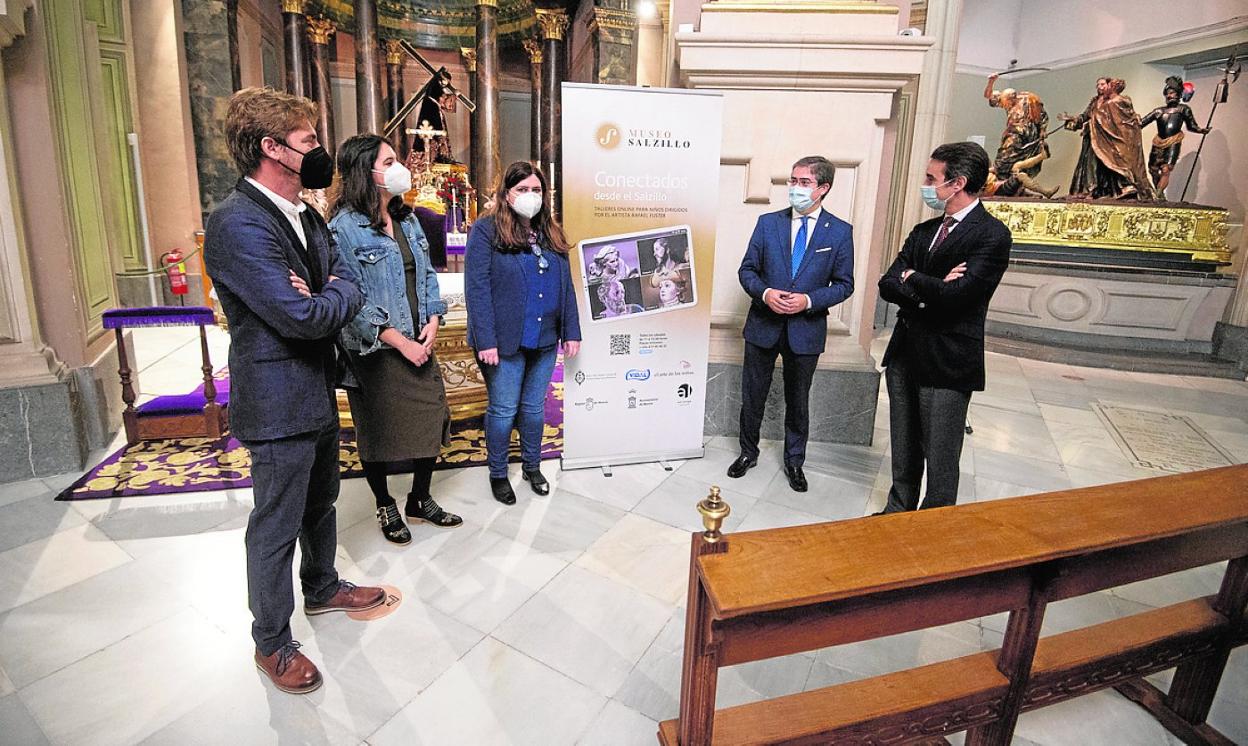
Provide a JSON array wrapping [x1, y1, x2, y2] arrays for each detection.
[[930, 216, 958, 252]]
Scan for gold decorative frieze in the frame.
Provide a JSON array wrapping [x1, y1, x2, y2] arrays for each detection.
[[306, 15, 335, 45], [522, 37, 543, 64], [281, 0, 305, 14], [983, 198, 1231, 264], [535, 8, 570, 41], [383, 38, 404, 65], [475, 0, 499, 7], [591, 7, 638, 33], [460, 46, 477, 71]]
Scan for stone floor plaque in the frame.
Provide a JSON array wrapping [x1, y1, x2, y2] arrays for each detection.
[[1093, 403, 1235, 473]]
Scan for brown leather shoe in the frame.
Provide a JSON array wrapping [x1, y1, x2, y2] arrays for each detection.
[[304, 580, 386, 616], [254, 641, 322, 695]]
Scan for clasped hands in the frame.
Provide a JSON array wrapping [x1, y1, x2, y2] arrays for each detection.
[[763, 289, 808, 315]]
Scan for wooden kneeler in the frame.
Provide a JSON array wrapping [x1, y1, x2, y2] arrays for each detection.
[[662, 465, 1248, 745], [103, 306, 226, 445]]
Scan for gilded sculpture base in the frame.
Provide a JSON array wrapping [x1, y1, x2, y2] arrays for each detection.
[[983, 197, 1232, 266]]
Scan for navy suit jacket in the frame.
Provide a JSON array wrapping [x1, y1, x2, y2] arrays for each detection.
[[738, 207, 855, 355], [878, 201, 1012, 392], [204, 179, 363, 441], [464, 215, 582, 356]]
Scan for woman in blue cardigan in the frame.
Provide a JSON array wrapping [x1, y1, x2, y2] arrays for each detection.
[[465, 162, 581, 505]]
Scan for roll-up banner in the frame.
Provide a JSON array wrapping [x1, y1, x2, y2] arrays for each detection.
[[560, 84, 723, 470]]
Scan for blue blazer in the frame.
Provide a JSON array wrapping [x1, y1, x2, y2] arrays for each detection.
[[204, 179, 363, 441], [464, 215, 582, 356], [738, 207, 855, 355]]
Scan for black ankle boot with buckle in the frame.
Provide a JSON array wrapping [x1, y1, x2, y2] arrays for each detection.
[[405, 495, 463, 528], [376, 503, 412, 545]]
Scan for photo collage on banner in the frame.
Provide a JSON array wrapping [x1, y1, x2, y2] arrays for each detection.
[[580, 226, 696, 323]]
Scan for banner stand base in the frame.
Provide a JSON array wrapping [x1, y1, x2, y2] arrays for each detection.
[[560, 447, 705, 473]]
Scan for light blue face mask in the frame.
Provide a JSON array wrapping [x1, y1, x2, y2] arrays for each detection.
[[788, 186, 818, 213], [920, 179, 953, 211]]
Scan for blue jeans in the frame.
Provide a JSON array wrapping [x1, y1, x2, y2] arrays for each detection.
[[480, 346, 558, 479]]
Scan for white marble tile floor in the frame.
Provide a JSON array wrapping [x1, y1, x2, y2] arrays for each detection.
[[0, 330, 1244, 743]]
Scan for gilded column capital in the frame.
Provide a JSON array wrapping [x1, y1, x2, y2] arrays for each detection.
[[306, 15, 335, 46], [475, 0, 499, 7], [535, 8, 570, 41], [384, 38, 404, 66], [281, 0, 305, 14], [522, 38, 543, 65], [460, 46, 477, 71]]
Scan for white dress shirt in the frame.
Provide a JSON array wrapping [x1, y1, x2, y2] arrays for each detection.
[[246, 177, 308, 248]]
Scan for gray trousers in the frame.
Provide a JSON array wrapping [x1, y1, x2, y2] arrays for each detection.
[[883, 357, 971, 512], [242, 420, 342, 655]]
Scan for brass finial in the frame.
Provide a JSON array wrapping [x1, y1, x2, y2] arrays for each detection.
[[697, 486, 731, 544]]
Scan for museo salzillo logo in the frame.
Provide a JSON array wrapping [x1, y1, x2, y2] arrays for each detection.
[[625, 369, 651, 381], [595, 122, 691, 150], [596, 123, 622, 149]]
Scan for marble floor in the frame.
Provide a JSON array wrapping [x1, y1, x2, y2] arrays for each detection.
[[0, 326, 1245, 745]]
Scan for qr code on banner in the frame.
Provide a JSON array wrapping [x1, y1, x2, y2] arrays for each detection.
[[609, 334, 631, 356]]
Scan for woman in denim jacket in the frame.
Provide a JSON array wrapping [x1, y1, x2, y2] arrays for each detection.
[[465, 161, 581, 505], [328, 134, 461, 543]]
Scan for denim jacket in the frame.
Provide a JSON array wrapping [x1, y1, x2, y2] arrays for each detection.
[[329, 209, 448, 356]]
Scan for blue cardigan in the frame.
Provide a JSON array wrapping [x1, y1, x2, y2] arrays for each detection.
[[464, 215, 582, 356]]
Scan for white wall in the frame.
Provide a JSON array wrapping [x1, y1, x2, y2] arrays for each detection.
[[956, 0, 1021, 72], [957, 0, 1246, 71]]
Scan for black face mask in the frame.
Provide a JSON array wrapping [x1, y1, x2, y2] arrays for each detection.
[[275, 140, 335, 189]]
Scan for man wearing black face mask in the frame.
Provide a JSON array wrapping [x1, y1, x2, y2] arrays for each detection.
[[204, 87, 384, 695]]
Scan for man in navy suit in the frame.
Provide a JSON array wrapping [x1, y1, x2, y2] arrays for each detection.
[[877, 141, 1012, 512], [205, 88, 385, 695], [732, 156, 855, 492]]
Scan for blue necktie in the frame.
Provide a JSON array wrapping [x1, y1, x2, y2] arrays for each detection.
[[791, 216, 809, 278]]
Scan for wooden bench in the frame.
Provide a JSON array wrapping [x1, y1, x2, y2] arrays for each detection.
[[660, 465, 1248, 745]]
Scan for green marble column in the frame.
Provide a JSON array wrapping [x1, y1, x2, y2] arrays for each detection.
[[472, 0, 501, 208], [523, 37, 543, 164], [589, 2, 638, 86], [282, 0, 309, 97], [181, 0, 240, 218], [354, 0, 383, 135], [307, 15, 336, 154], [536, 8, 568, 216]]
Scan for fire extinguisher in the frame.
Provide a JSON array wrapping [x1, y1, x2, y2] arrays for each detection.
[[162, 248, 189, 303]]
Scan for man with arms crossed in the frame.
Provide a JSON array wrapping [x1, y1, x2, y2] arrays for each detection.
[[205, 88, 385, 694], [731, 156, 855, 492], [877, 142, 1012, 513]]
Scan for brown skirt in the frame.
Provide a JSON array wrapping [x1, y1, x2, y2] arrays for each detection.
[[345, 348, 451, 462]]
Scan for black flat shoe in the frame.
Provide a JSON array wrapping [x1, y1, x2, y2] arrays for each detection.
[[521, 468, 550, 495], [405, 496, 462, 528], [375, 504, 412, 544], [490, 477, 517, 505], [784, 464, 808, 492], [726, 455, 756, 479]]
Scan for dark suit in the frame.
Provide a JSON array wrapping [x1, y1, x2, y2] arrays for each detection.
[[204, 179, 364, 655], [878, 201, 1012, 511], [738, 207, 854, 466]]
